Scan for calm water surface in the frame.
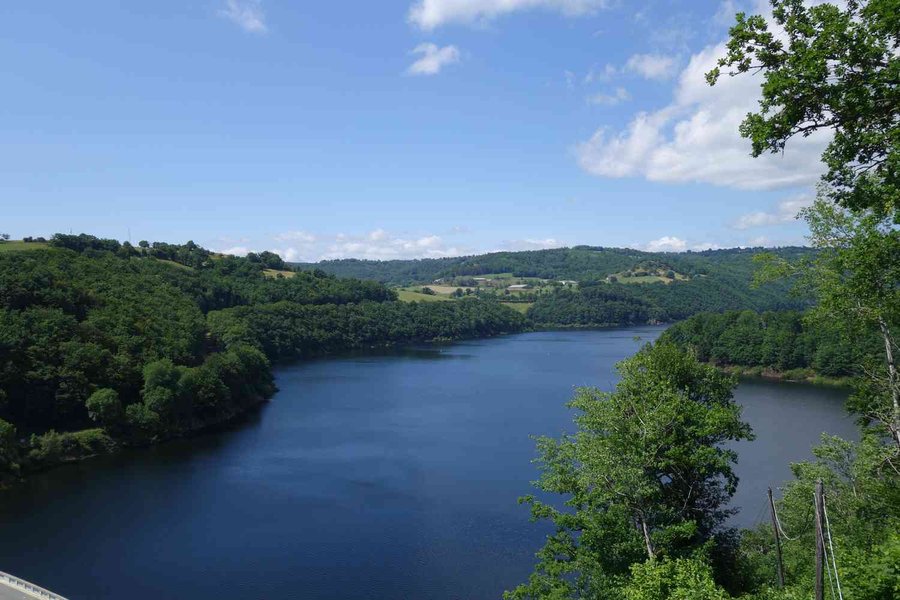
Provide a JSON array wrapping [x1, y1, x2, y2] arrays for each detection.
[[0, 328, 855, 599]]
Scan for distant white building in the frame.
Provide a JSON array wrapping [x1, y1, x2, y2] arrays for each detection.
[[507, 284, 529, 290]]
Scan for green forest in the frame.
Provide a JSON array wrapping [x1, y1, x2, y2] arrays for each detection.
[[300, 246, 814, 327], [0, 235, 525, 480], [1, 4, 898, 599], [663, 310, 884, 382], [505, 1, 900, 599]]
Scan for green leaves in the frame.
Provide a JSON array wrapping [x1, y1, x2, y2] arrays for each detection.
[[711, 0, 900, 216], [508, 343, 752, 598]]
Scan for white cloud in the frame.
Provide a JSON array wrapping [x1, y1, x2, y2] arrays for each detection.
[[218, 0, 267, 33], [643, 236, 688, 252], [692, 241, 723, 251], [625, 53, 677, 80], [576, 41, 830, 190], [406, 43, 461, 76], [273, 230, 317, 243], [408, 0, 610, 30], [732, 193, 813, 229], [501, 238, 562, 251], [638, 237, 725, 252], [584, 63, 617, 84], [587, 87, 630, 106], [319, 230, 461, 260], [220, 245, 251, 256], [259, 229, 469, 262], [745, 235, 772, 247]]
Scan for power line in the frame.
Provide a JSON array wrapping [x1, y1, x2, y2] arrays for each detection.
[[772, 495, 798, 541], [822, 496, 844, 600]]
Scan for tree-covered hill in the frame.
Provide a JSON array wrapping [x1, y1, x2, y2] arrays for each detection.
[[0, 235, 526, 481], [663, 310, 883, 381], [295, 246, 816, 285], [298, 246, 815, 326]]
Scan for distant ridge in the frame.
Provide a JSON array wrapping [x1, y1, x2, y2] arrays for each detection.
[[293, 245, 815, 287]]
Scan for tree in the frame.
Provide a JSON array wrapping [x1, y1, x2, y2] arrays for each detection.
[[85, 388, 124, 429], [708, 0, 899, 216], [0, 418, 20, 477], [506, 343, 752, 599], [0, 233, 9, 242], [623, 557, 730, 600], [757, 196, 900, 456]]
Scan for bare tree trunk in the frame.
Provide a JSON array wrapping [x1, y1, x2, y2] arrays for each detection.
[[640, 517, 655, 560], [878, 318, 900, 449]]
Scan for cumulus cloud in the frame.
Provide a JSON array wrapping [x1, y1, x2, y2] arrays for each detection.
[[639, 237, 726, 252], [273, 230, 317, 243], [408, 0, 610, 30], [625, 53, 677, 80], [732, 193, 813, 229], [218, 0, 267, 33], [587, 87, 630, 106], [501, 238, 562, 251], [261, 229, 468, 262], [406, 43, 461, 76], [220, 245, 251, 256], [643, 236, 688, 252], [576, 41, 830, 190]]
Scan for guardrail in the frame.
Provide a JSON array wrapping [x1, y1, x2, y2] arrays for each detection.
[[0, 571, 69, 600]]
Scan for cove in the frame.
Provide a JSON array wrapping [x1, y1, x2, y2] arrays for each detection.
[[0, 327, 856, 599]]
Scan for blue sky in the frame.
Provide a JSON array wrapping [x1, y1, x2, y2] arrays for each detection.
[[1, 0, 828, 261]]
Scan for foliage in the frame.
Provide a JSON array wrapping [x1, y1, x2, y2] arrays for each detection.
[[208, 298, 526, 361], [623, 556, 730, 600], [709, 0, 900, 216], [664, 309, 881, 378], [506, 343, 752, 599], [0, 419, 20, 478], [736, 433, 899, 599], [85, 388, 124, 429], [26, 428, 115, 467], [756, 197, 900, 456], [297, 246, 815, 287], [0, 236, 525, 480]]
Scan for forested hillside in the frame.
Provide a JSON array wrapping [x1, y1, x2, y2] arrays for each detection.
[[296, 246, 815, 285], [0, 235, 525, 481], [663, 310, 883, 381], [300, 246, 814, 326]]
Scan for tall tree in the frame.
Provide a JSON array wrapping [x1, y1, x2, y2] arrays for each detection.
[[708, 0, 899, 216], [757, 196, 900, 456], [506, 343, 752, 599]]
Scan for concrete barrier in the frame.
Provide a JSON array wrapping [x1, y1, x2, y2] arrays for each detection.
[[0, 571, 69, 600]]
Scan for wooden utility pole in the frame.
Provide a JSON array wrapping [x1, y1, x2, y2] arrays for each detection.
[[767, 487, 785, 589], [814, 480, 825, 600]]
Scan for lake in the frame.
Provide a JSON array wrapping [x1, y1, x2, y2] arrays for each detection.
[[0, 328, 856, 599]]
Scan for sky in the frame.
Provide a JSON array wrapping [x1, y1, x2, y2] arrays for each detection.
[[1, 0, 830, 261]]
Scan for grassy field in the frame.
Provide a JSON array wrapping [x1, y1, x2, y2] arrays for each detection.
[[610, 269, 689, 285], [501, 302, 532, 314], [263, 268, 296, 278], [397, 289, 454, 302], [0, 241, 48, 252]]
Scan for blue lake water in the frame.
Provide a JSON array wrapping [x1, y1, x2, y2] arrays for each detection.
[[0, 328, 855, 599]]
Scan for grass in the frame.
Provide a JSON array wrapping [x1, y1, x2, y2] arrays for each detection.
[[263, 268, 296, 279], [611, 269, 689, 285], [0, 240, 49, 252], [397, 289, 454, 302], [501, 302, 532, 314]]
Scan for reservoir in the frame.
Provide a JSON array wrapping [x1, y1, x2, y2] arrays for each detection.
[[0, 328, 855, 599]]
